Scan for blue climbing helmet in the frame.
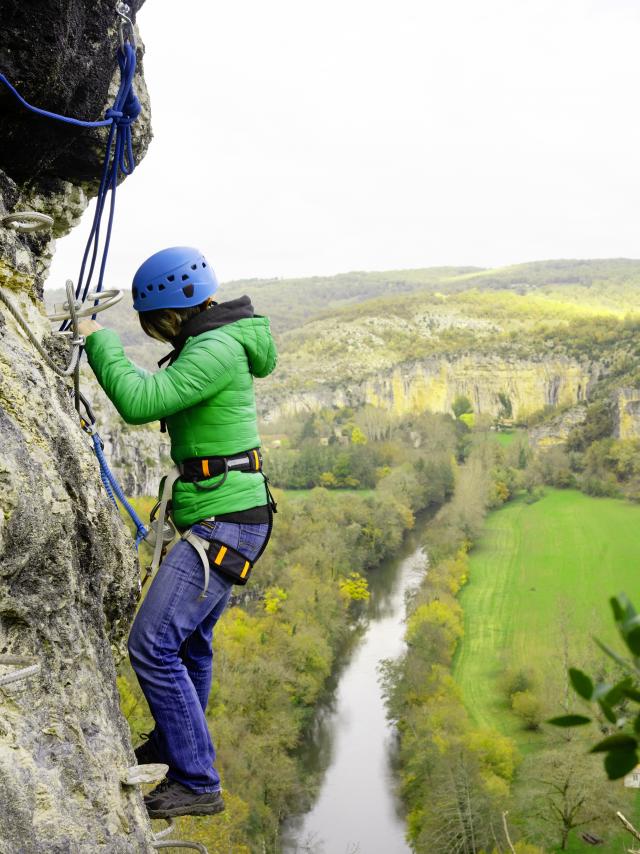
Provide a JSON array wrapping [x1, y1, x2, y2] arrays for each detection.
[[132, 246, 219, 312]]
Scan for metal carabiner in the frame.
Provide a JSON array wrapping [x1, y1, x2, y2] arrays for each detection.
[[116, 2, 137, 50]]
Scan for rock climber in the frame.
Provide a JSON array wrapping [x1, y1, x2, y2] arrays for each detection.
[[78, 246, 277, 819]]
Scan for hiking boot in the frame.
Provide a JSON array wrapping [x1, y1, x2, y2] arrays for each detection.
[[134, 731, 162, 766], [144, 778, 225, 819]]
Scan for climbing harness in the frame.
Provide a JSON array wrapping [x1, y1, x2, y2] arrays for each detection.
[[143, 470, 182, 589], [180, 447, 265, 490], [0, 655, 40, 687], [143, 449, 276, 597], [0, 3, 147, 543]]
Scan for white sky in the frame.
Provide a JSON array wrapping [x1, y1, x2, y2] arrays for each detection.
[[49, 0, 640, 288]]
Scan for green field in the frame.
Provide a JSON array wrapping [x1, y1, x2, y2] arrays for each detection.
[[492, 429, 523, 447], [453, 489, 640, 851]]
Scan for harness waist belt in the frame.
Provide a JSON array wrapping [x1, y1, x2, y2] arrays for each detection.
[[179, 448, 262, 483]]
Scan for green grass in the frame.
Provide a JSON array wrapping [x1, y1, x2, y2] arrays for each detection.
[[492, 429, 521, 447], [453, 488, 640, 851], [454, 489, 640, 733]]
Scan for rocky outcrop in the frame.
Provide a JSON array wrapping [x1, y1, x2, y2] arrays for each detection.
[[529, 405, 587, 448], [0, 3, 156, 851], [262, 353, 598, 423], [616, 387, 640, 440], [103, 423, 172, 498]]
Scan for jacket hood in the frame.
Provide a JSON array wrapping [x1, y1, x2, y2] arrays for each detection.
[[159, 295, 255, 368], [171, 295, 255, 352]]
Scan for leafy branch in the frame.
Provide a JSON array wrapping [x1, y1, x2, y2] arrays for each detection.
[[548, 593, 640, 779]]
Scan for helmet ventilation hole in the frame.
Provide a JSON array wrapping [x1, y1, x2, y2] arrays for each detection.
[[158, 283, 165, 291], [140, 292, 147, 299], [181, 273, 189, 281], [191, 264, 197, 270], [167, 274, 175, 282], [202, 262, 206, 268], [182, 284, 194, 298], [147, 284, 153, 291]]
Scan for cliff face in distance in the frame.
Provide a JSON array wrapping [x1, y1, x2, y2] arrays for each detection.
[[45, 258, 640, 499], [262, 352, 597, 423], [0, 2, 155, 851]]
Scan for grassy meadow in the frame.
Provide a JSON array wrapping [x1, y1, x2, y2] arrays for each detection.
[[454, 489, 640, 739], [453, 488, 640, 851]]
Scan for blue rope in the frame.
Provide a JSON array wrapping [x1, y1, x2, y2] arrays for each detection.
[[1, 41, 147, 545], [92, 433, 148, 547], [0, 41, 141, 323]]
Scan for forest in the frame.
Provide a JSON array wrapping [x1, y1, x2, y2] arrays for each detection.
[[106, 260, 640, 852], [118, 408, 456, 851]]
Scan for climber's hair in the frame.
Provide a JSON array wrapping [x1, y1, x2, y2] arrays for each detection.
[[138, 299, 212, 343]]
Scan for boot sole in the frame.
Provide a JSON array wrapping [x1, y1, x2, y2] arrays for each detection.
[[147, 802, 226, 819]]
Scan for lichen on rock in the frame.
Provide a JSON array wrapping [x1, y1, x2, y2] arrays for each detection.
[[0, 2, 156, 850]]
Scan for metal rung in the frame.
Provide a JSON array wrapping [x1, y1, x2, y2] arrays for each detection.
[[0, 655, 40, 686], [121, 763, 169, 786], [47, 288, 123, 322], [152, 819, 176, 841], [152, 842, 208, 853], [1, 212, 54, 233], [122, 767, 209, 853]]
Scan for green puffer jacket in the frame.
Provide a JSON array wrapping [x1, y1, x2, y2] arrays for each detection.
[[85, 297, 277, 528]]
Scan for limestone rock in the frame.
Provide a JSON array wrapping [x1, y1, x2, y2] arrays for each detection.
[[0, 2, 156, 850], [529, 405, 587, 448], [616, 387, 640, 440], [263, 353, 599, 424]]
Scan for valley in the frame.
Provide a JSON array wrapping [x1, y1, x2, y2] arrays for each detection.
[[68, 257, 640, 852]]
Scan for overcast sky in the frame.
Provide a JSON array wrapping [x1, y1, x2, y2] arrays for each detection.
[[49, 0, 640, 289]]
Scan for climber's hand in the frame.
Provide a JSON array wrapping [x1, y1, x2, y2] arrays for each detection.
[[78, 320, 103, 337]]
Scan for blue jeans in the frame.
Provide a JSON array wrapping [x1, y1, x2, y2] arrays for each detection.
[[128, 520, 270, 792]]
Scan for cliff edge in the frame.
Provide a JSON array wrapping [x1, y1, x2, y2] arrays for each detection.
[[0, 2, 156, 850]]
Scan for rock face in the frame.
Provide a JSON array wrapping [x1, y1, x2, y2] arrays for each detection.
[[529, 405, 587, 448], [263, 353, 598, 424], [616, 387, 640, 440], [0, 3, 156, 851]]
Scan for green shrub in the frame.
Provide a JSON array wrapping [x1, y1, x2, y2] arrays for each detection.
[[501, 666, 536, 699], [511, 690, 543, 730]]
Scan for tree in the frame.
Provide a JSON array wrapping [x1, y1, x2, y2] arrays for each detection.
[[511, 690, 543, 730], [498, 392, 513, 420], [415, 746, 505, 854], [525, 744, 620, 850], [452, 395, 474, 419]]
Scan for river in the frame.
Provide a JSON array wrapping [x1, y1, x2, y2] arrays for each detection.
[[282, 528, 428, 854]]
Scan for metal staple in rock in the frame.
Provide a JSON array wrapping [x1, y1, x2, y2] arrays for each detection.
[[151, 841, 208, 853], [0, 212, 54, 233], [0, 655, 41, 687]]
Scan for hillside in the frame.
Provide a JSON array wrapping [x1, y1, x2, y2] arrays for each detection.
[[44, 258, 640, 494]]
